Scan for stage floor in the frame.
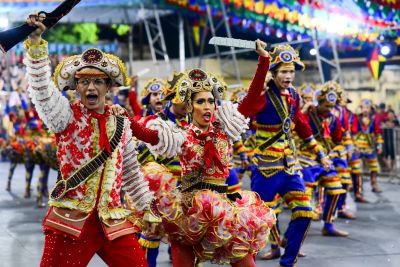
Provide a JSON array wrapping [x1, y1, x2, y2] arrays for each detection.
[[1, 161, 399, 267]]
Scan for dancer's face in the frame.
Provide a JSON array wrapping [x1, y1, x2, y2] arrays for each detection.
[[149, 91, 165, 113], [303, 96, 313, 105], [171, 102, 187, 119], [318, 101, 335, 117], [273, 65, 295, 90], [362, 105, 371, 115], [76, 75, 110, 114], [191, 91, 216, 131]]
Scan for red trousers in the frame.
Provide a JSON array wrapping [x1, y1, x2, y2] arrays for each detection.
[[170, 240, 256, 267], [40, 213, 148, 267]]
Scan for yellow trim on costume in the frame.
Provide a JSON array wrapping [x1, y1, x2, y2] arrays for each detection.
[[24, 38, 48, 59], [139, 237, 161, 249], [291, 210, 315, 220]]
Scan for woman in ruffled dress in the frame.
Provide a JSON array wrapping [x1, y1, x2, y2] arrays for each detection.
[[129, 40, 275, 267]]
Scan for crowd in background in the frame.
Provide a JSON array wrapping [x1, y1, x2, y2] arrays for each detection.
[[1, 59, 399, 174]]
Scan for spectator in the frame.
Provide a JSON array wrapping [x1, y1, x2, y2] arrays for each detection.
[[377, 102, 388, 127], [382, 110, 399, 173]]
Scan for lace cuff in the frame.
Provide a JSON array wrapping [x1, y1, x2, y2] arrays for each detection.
[[145, 118, 186, 158], [216, 100, 249, 141]]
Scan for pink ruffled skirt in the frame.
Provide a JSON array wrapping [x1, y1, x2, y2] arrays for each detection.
[[158, 189, 276, 264]]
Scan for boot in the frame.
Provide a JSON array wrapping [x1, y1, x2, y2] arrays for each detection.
[[371, 172, 382, 193]]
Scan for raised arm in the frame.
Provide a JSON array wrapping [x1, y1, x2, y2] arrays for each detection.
[[238, 40, 270, 118], [23, 13, 72, 133], [129, 116, 186, 158]]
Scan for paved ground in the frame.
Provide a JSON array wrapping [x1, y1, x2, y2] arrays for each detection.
[[1, 161, 400, 267]]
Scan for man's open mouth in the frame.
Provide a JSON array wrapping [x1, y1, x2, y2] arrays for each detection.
[[86, 93, 98, 105]]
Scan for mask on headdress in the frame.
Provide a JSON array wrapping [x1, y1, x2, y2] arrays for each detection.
[[54, 48, 129, 91], [315, 84, 338, 106], [164, 72, 188, 105], [322, 81, 344, 104], [269, 44, 305, 72]]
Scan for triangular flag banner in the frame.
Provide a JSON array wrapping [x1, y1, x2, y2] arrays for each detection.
[[367, 47, 386, 80]]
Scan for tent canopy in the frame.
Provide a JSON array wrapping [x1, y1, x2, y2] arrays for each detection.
[[0, 0, 171, 24]]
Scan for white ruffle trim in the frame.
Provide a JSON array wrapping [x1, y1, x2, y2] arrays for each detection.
[[216, 100, 249, 141], [27, 81, 73, 133], [122, 132, 154, 211], [23, 56, 50, 69], [24, 54, 73, 133], [145, 118, 186, 158]]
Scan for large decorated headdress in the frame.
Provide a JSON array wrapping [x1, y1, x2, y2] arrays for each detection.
[[230, 87, 248, 104], [54, 48, 129, 91], [361, 99, 372, 109], [269, 44, 305, 71], [169, 68, 226, 112], [164, 72, 187, 104], [298, 83, 316, 100], [315, 81, 339, 105], [321, 81, 343, 103], [141, 78, 167, 105]]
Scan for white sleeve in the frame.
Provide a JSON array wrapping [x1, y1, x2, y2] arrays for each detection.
[[215, 100, 249, 141], [23, 46, 73, 133], [145, 117, 187, 158], [121, 122, 154, 211]]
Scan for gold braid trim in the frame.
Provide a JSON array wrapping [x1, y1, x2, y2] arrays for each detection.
[[291, 210, 315, 220]]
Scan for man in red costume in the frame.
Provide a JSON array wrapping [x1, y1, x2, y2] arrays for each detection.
[[24, 13, 159, 267]]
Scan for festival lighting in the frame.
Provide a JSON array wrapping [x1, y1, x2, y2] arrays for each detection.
[[380, 45, 391, 56]]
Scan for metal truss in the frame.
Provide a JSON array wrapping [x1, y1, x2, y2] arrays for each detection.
[[198, 0, 243, 83], [140, 4, 169, 64], [311, 31, 344, 85], [307, 0, 343, 85]]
